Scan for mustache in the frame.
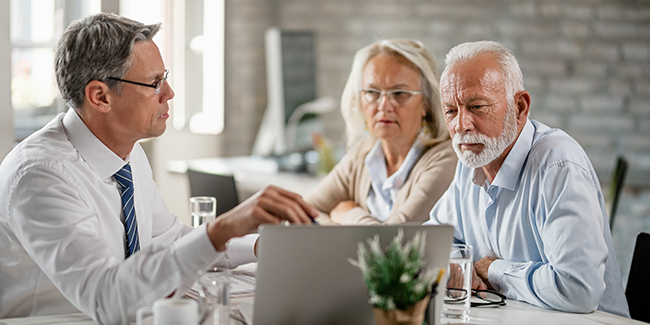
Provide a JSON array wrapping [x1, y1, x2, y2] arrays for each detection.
[[453, 132, 493, 146]]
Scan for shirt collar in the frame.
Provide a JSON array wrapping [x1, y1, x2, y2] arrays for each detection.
[[365, 138, 425, 190], [62, 108, 130, 180], [472, 119, 535, 191]]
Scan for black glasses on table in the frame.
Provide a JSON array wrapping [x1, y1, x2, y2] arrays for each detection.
[[444, 288, 507, 307], [108, 69, 169, 94]]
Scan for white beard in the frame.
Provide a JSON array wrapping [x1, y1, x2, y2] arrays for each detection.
[[452, 104, 518, 168]]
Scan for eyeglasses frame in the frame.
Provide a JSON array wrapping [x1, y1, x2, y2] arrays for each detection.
[[444, 288, 507, 307], [358, 87, 422, 106], [108, 69, 169, 94]]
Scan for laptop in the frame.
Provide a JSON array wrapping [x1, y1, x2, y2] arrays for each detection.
[[253, 224, 454, 325]]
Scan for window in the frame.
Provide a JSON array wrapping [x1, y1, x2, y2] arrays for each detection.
[[170, 0, 225, 134], [123, 0, 225, 134], [10, 0, 100, 141], [9, 0, 225, 142]]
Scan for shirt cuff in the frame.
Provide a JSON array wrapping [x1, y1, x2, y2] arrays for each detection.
[[174, 223, 223, 271], [487, 259, 512, 293], [221, 234, 259, 268]]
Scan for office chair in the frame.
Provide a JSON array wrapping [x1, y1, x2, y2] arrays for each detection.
[[607, 156, 628, 230], [626, 232, 650, 322], [187, 169, 239, 217]]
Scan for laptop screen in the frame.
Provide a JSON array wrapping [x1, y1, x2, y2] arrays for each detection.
[[254, 224, 454, 325]]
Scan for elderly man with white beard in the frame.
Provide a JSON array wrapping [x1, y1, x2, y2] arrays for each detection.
[[424, 41, 629, 317]]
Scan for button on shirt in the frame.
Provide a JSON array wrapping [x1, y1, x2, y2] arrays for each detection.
[[425, 119, 629, 317], [0, 109, 257, 323], [365, 139, 424, 222]]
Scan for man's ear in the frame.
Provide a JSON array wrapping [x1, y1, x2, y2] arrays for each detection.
[[514, 90, 531, 124], [85, 80, 113, 113]]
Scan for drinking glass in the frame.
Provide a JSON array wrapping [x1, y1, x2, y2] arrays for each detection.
[[442, 244, 472, 322], [190, 196, 216, 228], [198, 270, 231, 325]]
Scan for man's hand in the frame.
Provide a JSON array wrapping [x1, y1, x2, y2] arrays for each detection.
[[207, 185, 319, 251], [330, 200, 358, 224], [474, 256, 497, 290]]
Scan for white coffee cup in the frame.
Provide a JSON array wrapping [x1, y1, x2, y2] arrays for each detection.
[[136, 298, 198, 325]]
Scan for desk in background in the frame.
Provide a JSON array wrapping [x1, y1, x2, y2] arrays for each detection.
[[166, 155, 323, 200]]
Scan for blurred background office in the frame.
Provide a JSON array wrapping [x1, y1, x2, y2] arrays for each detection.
[[1, 0, 649, 288]]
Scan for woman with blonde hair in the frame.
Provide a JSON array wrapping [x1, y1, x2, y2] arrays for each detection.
[[305, 39, 457, 225]]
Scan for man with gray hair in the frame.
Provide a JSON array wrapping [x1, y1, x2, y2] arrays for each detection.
[[425, 40, 629, 317], [0, 13, 317, 323]]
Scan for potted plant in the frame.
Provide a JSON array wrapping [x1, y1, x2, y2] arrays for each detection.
[[349, 229, 442, 325]]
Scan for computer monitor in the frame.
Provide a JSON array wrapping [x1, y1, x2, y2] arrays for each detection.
[[252, 28, 317, 156]]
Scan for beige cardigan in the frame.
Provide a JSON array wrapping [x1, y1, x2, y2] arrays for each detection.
[[305, 139, 457, 225]]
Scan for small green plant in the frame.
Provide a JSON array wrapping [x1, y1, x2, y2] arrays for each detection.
[[349, 229, 438, 310]]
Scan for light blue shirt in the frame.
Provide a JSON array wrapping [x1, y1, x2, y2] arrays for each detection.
[[426, 119, 629, 317], [365, 139, 424, 222]]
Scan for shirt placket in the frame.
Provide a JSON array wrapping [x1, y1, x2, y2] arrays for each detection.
[[483, 185, 500, 258]]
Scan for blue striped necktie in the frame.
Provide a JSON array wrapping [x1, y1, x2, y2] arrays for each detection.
[[114, 163, 140, 258]]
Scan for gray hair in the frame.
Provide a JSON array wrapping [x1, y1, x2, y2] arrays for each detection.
[[55, 12, 161, 110], [441, 41, 524, 106], [340, 39, 449, 152]]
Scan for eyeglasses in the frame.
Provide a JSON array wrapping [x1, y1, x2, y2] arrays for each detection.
[[108, 69, 169, 94], [359, 88, 421, 106], [444, 288, 507, 307]]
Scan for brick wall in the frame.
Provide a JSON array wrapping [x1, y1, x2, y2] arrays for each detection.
[[223, 0, 650, 186]]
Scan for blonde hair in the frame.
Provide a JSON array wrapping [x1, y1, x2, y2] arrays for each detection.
[[340, 39, 449, 153]]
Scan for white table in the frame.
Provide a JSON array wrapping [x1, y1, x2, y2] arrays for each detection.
[[1, 296, 641, 325]]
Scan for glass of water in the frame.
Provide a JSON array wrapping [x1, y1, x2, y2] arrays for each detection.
[[190, 196, 216, 228], [442, 244, 472, 322]]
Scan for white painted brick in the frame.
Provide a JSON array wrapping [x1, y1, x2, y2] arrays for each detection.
[[641, 120, 650, 135], [617, 63, 650, 79], [593, 22, 637, 39], [572, 133, 616, 150], [539, 2, 563, 18], [586, 42, 620, 61], [630, 98, 650, 117], [521, 40, 583, 59], [561, 22, 590, 38], [529, 113, 564, 129], [622, 136, 650, 151], [428, 21, 455, 35], [569, 116, 634, 133], [580, 95, 624, 113], [544, 94, 578, 112], [574, 62, 608, 77], [359, 2, 414, 18], [549, 78, 601, 94], [564, 5, 593, 20], [509, 2, 536, 18], [520, 59, 567, 76], [608, 79, 635, 96], [636, 81, 650, 94], [523, 76, 545, 92], [623, 43, 650, 61], [597, 5, 647, 21], [498, 21, 555, 37]]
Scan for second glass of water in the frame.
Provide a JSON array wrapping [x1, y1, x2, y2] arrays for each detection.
[[190, 196, 216, 228], [443, 243, 473, 322]]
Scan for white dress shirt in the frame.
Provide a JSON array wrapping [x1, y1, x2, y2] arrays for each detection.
[[0, 109, 256, 323], [426, 119, 629, 317], [365, 139, 424, 222]]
